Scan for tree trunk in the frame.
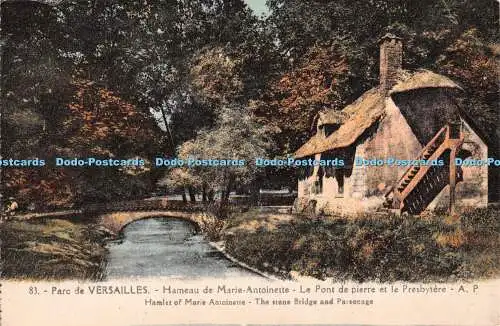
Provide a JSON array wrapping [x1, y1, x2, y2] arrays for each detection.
[[220, 175, 234, 209], [188, 186, 196, 202], [202, 184, 207, 202], [224, 180, 232, 203], [181, 189, 187, 203], [250, 180, 260, 205], [159, 104, 176, 154], [208, 190, 215, 202]]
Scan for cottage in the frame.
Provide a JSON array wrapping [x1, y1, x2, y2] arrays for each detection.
[[294, 34, 493, 215]]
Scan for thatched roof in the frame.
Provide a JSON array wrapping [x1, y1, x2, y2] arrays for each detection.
[[296, 88, 385, 158], [295, 69, 462, 158], [390, 69, 462, 94], [317, 110, 347, 126]]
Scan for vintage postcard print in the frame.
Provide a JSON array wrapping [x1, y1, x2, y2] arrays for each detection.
[[0, 0, 498, 325]]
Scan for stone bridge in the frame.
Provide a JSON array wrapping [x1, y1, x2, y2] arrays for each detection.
[[84, 198, 206, 233], [12, 198, 208, 233], [98, 210, 199, 234]]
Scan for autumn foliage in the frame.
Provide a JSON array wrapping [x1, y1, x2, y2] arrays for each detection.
[[4, 81, 159, 209], [4, 169, 75, 208], [1, 0, 497, 210], [61, 80, 156, 156], [251, 45, 349, 153], [438, 29, 499, 140]]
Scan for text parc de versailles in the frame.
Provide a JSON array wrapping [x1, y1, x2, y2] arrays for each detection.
[[1, 156, 500, 168]]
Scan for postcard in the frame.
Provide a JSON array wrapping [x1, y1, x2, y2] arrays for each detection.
[[0, 0, 498, 325]]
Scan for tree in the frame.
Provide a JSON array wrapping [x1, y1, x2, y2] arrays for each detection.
[[3, 80, 161, 209], [190, 46, 245, 105], [158, 168, 202, 203], [2, 0, 497, 210], [172, 106, 272, 214], [251, 43, 349, 153], [258, 0, 498, 156], [437, 28, 499, 153]]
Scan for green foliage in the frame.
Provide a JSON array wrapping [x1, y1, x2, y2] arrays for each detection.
[[165, 106, 273, 209], [252, 43, 351, 153], [3, 81, 161, 209], [1, 0, 497, 208], [259, 0, 499, 155], [1, 0, 265, 208], [224, 209, 499, 281], [437, 29, 499, 147], [0, 219, 110, 280]]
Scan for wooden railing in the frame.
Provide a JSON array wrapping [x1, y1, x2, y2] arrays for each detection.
[[388, 123, 464, 214], [393, 126, 447, 191], [82, 199, 205, 214]]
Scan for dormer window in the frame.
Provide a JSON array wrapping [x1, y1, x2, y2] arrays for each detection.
[[319, 125, 326, 137], [314, 111, 345, 138], [318, 124, 339, 138], [324, 124, 338, 137]]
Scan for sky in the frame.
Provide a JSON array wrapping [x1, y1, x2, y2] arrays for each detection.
[[244, 0, 269, 16]]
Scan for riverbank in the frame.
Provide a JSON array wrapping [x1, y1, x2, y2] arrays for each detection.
[[0, 218, 113, 280], [221, 207, 500, 282], [0, 208, 249, 280], [3, 205, 497, 282]]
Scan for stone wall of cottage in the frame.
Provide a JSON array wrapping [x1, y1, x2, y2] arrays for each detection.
[[296, 91, 489, 215], [354, 97, 423, 197], [391, 88, 460, 144]]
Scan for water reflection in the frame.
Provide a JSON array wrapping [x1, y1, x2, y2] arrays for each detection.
[[105, 217, 259, 279]]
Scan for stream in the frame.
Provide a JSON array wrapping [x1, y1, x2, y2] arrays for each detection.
[[104, 217, 260, 279]]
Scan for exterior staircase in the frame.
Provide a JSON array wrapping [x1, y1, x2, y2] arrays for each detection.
[[385, 123, 464, 214]]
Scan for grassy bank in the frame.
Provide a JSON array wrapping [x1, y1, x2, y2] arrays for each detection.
[[0, 218, 112, 280], [222, 208, 500, 282]]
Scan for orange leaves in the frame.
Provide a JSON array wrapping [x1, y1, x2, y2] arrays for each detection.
[[5, 169, 76, 208], [3, 80, 159, 209], [255, 44, 349, 138], [65, 79, 154, 146]]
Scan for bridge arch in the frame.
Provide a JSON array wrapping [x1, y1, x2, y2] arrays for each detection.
[[99, 210, 199, 234]]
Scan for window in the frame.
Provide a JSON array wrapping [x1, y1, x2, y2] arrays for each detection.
[[324, 124, 338, 137], [317, 125, 328, 138], [335, 169, 344, 196], [313, 167, 324, 194]]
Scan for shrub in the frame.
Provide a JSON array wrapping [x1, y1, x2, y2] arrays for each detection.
[[223, 208, 499, 281]]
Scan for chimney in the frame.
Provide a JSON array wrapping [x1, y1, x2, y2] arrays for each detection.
[[379, 33, 403, 91]]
